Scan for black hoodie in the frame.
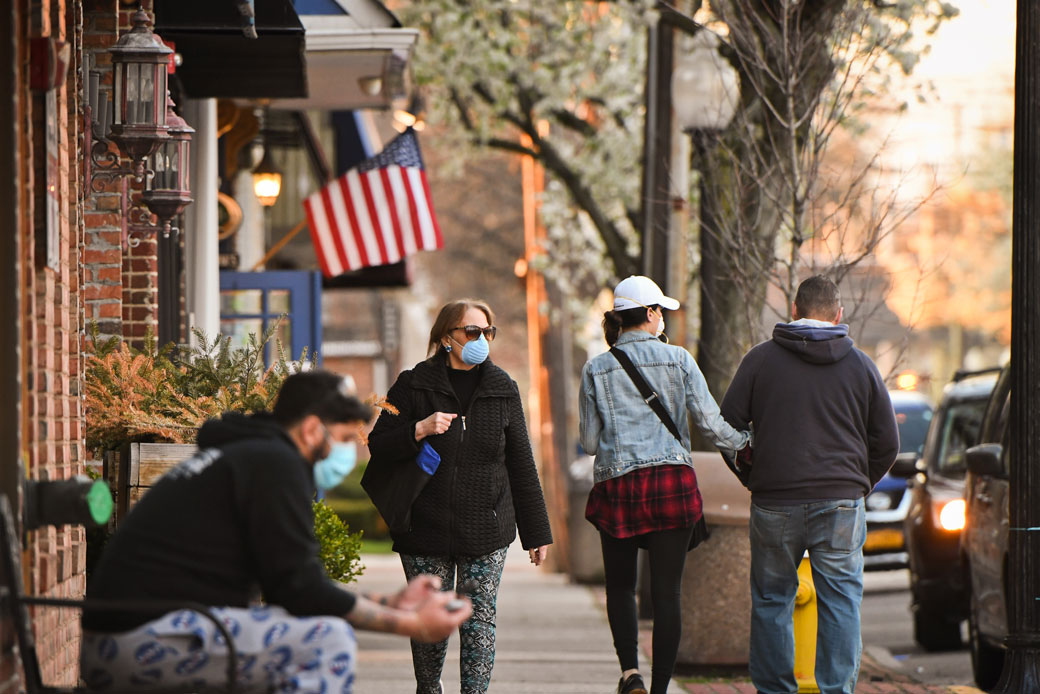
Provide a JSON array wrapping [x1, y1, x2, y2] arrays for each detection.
[[83, 412, 356, 633], [720, 321, 899, 504]]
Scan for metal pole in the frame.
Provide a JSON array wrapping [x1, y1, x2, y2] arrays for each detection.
[[639, 13, 674, 286], [157, 233, 181, 346], [0, 0, 23, 506], [998, 0, 1040, 690], [693, 131, 725, 398]]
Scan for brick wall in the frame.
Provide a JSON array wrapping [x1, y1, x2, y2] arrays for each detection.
[[20, 0, 88, 686], [123, 234, 159, 343], [81, 0, 122, 341], [81, 0, 158, 348]]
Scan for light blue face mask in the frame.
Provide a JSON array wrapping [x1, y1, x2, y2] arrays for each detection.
[[313, 427, 358, 490], [460, 334, 489, 365]]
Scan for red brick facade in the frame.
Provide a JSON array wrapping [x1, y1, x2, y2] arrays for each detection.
[[5, 0, 165, 688], [18, 0, 88, 685], [82, 0, 158, 346]]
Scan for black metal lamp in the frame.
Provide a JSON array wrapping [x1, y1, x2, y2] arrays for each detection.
[[108, 9, 172, 181], [142, 95, 194, 238]]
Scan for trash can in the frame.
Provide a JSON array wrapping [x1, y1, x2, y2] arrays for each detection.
[[567, 454, 604, 583], [677, 451, 753, 666]]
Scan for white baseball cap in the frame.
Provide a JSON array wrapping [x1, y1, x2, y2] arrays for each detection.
[[613, 275, 680, 311]]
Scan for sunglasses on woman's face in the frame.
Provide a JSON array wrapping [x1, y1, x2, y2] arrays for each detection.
[[452, 325, 497, 341]]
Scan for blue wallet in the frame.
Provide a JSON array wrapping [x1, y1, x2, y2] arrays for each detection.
[[416, 441, 441, 475]]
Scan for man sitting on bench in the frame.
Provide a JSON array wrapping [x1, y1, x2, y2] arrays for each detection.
[[81, 370, 472, 694]]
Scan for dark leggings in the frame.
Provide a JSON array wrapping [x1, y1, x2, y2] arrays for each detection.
[[600, 526, 694, 694]]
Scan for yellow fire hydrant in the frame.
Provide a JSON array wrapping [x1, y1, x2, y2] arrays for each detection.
[[793, 555, 819, 693]]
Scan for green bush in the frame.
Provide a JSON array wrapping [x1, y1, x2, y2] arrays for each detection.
[[313, 500, 364, 583]]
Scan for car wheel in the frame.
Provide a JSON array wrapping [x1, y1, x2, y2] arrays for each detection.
[[913, 608, 962, 652], [969, 587, 1006, 690]]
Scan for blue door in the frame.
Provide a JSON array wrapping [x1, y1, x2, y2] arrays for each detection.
[[219, 270, 322, 366]]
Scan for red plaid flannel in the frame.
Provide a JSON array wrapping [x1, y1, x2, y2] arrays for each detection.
[[585, 463, 703, 539]]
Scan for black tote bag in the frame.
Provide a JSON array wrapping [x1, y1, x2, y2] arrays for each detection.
[[361, 442, 440, 535]]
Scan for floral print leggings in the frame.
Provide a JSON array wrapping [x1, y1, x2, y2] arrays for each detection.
[[400, 547, 509, 694]]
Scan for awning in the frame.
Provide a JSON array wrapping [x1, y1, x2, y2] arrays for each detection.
[[155, 0, 307, 99], [270, 0, 418, 111]]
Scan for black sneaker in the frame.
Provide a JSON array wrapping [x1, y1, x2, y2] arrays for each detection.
[[617, 673, 647, 694]]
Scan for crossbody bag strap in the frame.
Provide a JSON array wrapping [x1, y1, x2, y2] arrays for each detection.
[[609, 346, 683, 443]]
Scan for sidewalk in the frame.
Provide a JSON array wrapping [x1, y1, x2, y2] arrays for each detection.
[[351, 544, 983, 694]]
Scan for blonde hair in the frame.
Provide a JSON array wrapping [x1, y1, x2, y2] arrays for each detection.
[[427, 299, 495, 357]]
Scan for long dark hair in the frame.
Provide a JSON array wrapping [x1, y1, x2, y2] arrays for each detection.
[[602, 305, 657, 346]]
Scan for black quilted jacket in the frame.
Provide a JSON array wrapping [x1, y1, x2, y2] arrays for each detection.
[[367, 353, 553, 557]]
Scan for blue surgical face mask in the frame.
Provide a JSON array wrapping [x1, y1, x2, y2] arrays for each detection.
[[313, 426, 358, 490], [460, 334, 489, 365]]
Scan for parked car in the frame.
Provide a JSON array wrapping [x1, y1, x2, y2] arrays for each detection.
[[863, 390, 933, 570], [903, 368, 999, 651], [962, 364, 1012, 690]]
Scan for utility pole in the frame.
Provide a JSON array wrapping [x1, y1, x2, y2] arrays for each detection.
[[639, 9, 675, 291], [998, 0, 1040, 690], [639, 2, 702, 346], [520, 129, 570, 574]]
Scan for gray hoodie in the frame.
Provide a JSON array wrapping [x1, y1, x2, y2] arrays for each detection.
[[720, 321, 899, 504]]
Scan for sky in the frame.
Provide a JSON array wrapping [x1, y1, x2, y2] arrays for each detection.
[[880, 0, 1015, 194]]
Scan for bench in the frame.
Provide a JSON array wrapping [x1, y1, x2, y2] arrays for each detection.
[[0, 494, 238, 694]]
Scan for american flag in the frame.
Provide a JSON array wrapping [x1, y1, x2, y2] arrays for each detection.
[[302, 128, 443, 277]]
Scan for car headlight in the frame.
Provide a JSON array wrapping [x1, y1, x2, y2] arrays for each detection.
[[938, 499, 966, 531]]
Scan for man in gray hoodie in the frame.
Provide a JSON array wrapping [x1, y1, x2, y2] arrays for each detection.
[[721, 275, 899, 694]]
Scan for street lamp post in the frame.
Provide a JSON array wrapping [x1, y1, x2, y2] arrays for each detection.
[[640, 4, 739, 350], [997, 0, 1040, 690], [672, 31, 740, 398]]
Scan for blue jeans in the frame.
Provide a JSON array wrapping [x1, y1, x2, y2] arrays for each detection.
[[748, 498, 865, 694]]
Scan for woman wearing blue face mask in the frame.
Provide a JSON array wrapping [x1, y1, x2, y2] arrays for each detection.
[[367, 299, 553, 694]]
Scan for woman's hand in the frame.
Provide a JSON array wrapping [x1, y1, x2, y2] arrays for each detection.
[[415, 412, 457, 441], [528, 545, 549, 566]]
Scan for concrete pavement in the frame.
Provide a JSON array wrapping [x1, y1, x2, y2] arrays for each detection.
[[351, 544, 984, 694]]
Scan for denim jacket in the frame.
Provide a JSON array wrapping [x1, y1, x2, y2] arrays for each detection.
[[579, 331, 750, 483]]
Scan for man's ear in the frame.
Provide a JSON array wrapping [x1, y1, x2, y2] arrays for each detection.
[[791, 301, 801, 321], [297, 413, 323, 443], [834, 306, 844, 325]]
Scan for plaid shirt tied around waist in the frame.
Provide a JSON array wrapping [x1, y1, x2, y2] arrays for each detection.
[[585, 463, 703, 539]]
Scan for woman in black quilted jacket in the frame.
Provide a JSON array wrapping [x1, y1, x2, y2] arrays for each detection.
[[367, 298, 553, 694]]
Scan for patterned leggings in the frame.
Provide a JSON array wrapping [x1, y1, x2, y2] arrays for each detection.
[[400, 548, 508, 694]]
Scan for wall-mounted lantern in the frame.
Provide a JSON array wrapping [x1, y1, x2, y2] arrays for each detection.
[[85, 10, 195, 248], [140, 96, 194, 238], [107, 9, 172, 181]]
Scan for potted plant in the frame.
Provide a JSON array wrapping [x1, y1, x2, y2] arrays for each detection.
[[83, 324, 364, 582]]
